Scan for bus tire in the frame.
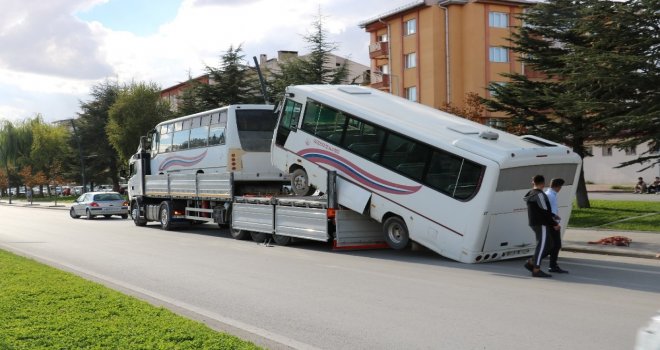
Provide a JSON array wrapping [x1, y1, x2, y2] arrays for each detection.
[[383, 216, 410, 250], [291, 168, 315, 196], [250, 231, 270, 243], [131, 202, 147, 226], [159, 201, 173, 231], [272, 233, 291, 246]]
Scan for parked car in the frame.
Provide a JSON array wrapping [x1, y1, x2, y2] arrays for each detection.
[[69, 192, 129, 220]]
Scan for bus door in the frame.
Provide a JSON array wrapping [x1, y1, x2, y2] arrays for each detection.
[[275, 99, 302, 147]]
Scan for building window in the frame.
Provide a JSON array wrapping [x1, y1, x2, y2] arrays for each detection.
[[405, 86, 417, 102], [404, 19, 416, 35], [486, 118, 506, 129], [405, 52, 417, 68], [489, 82, 507, 96], [489, 12, 508, 28], [489, 47, 509, 62], [379, 64, 389, 74], [602, 146, 613, 157], [624, 146, 637, 155], [584, 146, 593, 156], [377, 33, 388, 42]]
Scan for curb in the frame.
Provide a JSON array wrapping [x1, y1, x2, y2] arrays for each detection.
[[0, 202, 69, 211], [562, 245, 659, 260]]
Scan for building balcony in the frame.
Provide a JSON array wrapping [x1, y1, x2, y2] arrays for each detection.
[[370, 73, 390, 90], [369, 41, 389, 59]]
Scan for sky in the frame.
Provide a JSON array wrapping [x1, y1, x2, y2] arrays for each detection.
[[0, 0, 408, 123]]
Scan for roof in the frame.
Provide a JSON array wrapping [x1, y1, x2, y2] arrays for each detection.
[[359, 0, 536, 28], [287, 85, 579, 167], [359, 0, 427, 28]]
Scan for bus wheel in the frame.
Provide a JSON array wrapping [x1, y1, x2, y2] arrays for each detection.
[[383, 216, 410, 250], [159, 201, 173, 231], [291, 168, 315, 196], [131, 202, 147, 226], [250, 232, 270, 243], [272, 233, 291, 246]]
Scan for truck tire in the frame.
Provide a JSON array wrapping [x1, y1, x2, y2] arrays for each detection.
[[383, 216, 410, 250], [291, 168, 315, 196], [131, 202, 147, 226], [159, 201, 173, 231], [250, 232, 270, 243], [230, 227, 250, 240], [272, 233, 291, 246]]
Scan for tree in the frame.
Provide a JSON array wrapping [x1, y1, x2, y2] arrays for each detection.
[[439, 93, 487, 124], [46, 161, 67, 206], [481, 0, 657, 208], [268, 13, 349, 100], [19, 165, 46, 205], [30, 119, 69, 195], [76, 81, 122, 190], [107, 81, 172, 163], [0, 169, 8, 198], [0, 120, 18, 203], [196, 45, 262, 110]]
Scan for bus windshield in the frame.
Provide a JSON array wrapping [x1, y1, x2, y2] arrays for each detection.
[[236, 109, 277, 152]]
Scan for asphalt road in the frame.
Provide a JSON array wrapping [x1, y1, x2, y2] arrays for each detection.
[[1, 205, 659, 350]]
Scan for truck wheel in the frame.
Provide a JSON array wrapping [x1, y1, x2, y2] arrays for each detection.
[[230, 226, 250, 240], [159, 201, 173, 231], [272, 233, 291, 246], [291, 168, 315, 196], [383, 216, 410, 250], [131, 202, 147, 226], [69, 207, 80, 219], [250, 232, 270, 243]]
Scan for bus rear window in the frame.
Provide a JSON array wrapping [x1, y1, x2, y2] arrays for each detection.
[[236, 109, 277, 152]]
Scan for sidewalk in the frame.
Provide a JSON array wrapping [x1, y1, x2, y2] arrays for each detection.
[[0, 199, 71, 210], [563, 228, 660, 260]]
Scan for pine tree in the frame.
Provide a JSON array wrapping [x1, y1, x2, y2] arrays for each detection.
[[482, 0, 658, 208], [269, 13, 349, 101], [196, 45, 261, 109]]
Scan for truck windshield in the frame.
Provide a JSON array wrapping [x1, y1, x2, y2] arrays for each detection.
[[236, 109, 277, 152]]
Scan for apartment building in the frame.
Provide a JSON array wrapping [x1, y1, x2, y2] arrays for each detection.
[[359, 0, 530, 127]]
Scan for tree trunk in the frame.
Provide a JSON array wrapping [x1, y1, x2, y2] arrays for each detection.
[[575, 165, 590, 208]]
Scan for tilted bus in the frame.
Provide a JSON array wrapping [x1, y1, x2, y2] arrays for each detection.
[[128, 104, 287, 234], [271, 85, 582, 263]]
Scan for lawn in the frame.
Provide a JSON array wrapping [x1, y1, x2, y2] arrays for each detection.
[[0, 249, 261, 350], [569, 200, 660, 232]]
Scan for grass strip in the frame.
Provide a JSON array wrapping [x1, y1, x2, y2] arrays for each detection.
[[569, 200, 660, 231], [0, 249, 261, 350]]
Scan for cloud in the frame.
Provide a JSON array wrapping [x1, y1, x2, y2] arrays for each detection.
[[0, 0, 114, 80]]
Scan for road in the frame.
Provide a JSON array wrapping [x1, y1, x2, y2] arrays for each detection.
[[1, 205, 658, 350]]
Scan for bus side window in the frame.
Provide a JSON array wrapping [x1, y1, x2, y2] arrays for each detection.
[[301, 101, 347, 141], [159, 124, 173, 153], [454, 161, 484, 200], [209, 125, 225, 145], [425, 150, 463, 196]]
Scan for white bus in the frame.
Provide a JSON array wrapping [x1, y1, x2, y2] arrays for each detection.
[[271, 85, 582, 263], [128, 104, 287, 234], [143, 104, 282, 183]]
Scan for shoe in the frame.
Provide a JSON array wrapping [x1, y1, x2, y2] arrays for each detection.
[[524, 260, 534, 272], [532, 270, 552, 278], [549, 266, 569, 274]]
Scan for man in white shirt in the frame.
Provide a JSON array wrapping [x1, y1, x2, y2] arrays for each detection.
[[544, 178, 568, 273]]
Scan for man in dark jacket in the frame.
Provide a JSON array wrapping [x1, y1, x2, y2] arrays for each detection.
[[523, 175, 559, 278]]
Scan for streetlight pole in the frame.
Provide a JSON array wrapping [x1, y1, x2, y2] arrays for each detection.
[[68, 119, 86, 194]]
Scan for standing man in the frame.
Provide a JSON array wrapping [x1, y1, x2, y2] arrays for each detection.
[[545, 178, 568, 273], [523, 175, 559, 278]]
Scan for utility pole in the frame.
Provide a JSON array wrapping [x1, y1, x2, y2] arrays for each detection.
[[68, 119, 86, 194]]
